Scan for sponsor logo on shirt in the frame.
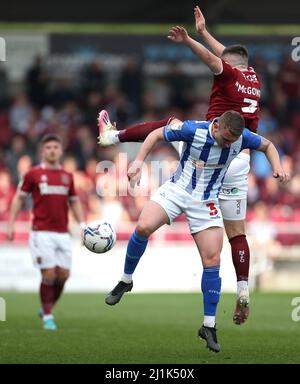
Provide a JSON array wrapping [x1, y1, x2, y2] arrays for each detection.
[[192, 160, 225, 169], [39, 183, 69, 195]]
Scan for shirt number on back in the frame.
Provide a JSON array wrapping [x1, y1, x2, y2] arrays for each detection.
[[242, 98, 258, 114]]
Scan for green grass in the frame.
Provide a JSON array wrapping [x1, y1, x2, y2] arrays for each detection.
[[0, 292, 299, 364]]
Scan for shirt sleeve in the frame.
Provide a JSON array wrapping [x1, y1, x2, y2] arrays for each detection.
[[68, 174, 78, 201], [163, 120, 198, 142], [241, 128, 262, 150], [18, 170, 34, 196], [214, 59, 237, 83]]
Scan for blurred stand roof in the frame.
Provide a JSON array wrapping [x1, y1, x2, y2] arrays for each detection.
[[1, 0, 300, 24]]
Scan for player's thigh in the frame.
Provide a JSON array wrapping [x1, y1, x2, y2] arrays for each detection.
[[219, 198, 247, 221], [55, 233, 72, 270], [137, 200, 171, 237], [192, 226, 224, 267], [29, 231, 57, 269], [147, 182, 183, 234]]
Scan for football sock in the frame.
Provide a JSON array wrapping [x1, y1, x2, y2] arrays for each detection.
[[124, 229, 148, 274], [121, 273, 133, 283], [203, 316, 216, 328], [118, 118, 172, 142], [229, 234, 250, 282], [201, 265, 221, 327], [40, 278, 55, 315], [106, 130, 120, 144], [53, 279, 66, 304], [237, 280, 249, 296]]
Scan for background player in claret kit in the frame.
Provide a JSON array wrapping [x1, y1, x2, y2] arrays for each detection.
[[97, 5, 261, 325], [7, 134, 86, 331], [104, 111, 289, 353]]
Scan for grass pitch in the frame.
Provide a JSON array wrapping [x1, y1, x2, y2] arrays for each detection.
[[0, 292, 299, 364]]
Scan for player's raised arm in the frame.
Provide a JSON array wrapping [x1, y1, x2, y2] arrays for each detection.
[[242, 129, 289, 183], [257, 137, 290, 183], [168, 26, 222, 74], [194, 5, 226, 57], [127, 127, 165, 188]]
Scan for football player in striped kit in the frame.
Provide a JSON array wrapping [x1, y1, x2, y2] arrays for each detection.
[[104, 111, 288, 353]]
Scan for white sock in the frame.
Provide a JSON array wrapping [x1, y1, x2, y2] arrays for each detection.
[[121, 273, 132, 284], [203, 316, 215, 328], [43, 314, 54, 321], [107, 130, 120, 144], [237, 280, 249, 296]]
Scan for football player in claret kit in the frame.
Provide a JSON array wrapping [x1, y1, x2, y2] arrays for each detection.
[[7, 134, 86, 330], [98, 5, 261, 325], [104, 111, 289, 353]]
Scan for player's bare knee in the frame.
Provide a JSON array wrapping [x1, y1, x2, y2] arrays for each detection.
[[56, 269, 70, 281], [202, 254, 221, 268], [136, 222, 152, 238], [224, 219, 245, 240], [41, 269, 56, 282]]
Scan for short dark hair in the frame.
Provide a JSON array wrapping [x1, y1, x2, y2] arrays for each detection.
[[40, 134, 63, 146], [222, 44, 248, 61], [218, 111, 245, 137]]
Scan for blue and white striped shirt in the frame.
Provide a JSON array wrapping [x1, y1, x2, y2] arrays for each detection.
[[163, 120, 261, 200]]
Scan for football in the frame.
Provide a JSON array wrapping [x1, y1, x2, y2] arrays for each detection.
[[83, 220, 116, 253]]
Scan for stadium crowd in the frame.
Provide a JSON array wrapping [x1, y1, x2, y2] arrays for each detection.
[[0, 54, 299, 243]]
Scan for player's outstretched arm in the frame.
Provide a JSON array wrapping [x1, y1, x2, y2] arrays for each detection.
[[258, 137, 290, 183], [194, 5, 226, 57], [168, 26, 222, 74], [7, 193, 25, 241], [128, 127, 165, 188]]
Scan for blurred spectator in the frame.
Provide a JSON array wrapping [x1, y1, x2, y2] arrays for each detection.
[[26, 55, 49, 108], [166, 63, 190, 110], [0, 64, 8, 109], [9, 94, 32, 134], [83, 92, 104, 126], [81, 61, 107, 97], [277, 56, 300, 114], [119, 57, 143, 113], [49, 79, 76, 108], [5, 135, 30, 184]]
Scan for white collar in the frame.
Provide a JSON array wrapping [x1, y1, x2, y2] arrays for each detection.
[[40, 162, 62, 170]]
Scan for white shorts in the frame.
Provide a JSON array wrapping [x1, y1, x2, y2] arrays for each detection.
[[29, 231, 72, 270], [219, 199, 247, 221], [218, 153, 250, 221], [219, 152, 250, 200], [151, 181, 223, 234]]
